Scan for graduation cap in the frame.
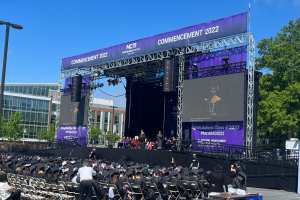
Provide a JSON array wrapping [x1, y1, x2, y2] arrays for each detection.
[[15, 161, 25, 168], [62, 168, 69, 173], [111, 171, 119, 178], [127, 161, 135, 167], [198, 168, 204, 174], [52, 167, 60, 173], [126, 169, 135, 176], [30, 165, 37, 174]]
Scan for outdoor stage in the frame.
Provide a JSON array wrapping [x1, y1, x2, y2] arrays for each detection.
[[58, 12, 256, 154], [50, 11, 298, 195]]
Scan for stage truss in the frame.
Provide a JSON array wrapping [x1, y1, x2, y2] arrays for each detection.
[[61, 32, 255, 153]]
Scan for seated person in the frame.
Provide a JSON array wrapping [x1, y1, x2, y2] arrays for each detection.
[[229, 162, 247, 195], [190, 154, 200, 170]]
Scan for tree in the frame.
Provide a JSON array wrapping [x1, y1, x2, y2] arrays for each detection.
[[3, 112, 23, 140], [40, 123, 56, 142], [0, 118, 4, 138], [90, 126, 102, 145], [256, 18, 300, 144], [105, 131, 120, 148]]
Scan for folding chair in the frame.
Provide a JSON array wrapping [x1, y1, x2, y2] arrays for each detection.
[[64, 181, 80, 197], [145, 181, 162, 200], [165, 182, 180, 200], [128, 183, 144, 200]]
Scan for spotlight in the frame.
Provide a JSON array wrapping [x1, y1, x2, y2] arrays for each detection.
[[107, 78, 119, 86], [192, 64, 198, 72], [222, 57, 230, 67]]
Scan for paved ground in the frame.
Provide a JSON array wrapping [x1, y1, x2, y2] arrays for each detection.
[[248, 187, 300, 200]]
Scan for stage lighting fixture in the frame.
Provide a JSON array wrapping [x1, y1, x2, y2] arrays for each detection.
[[192, 64, 198, 72], [222, 57, 230, 67], [107, 78, 119, 86]]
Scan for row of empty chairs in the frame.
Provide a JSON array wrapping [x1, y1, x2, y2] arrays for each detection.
[[7, 173, 75, 200], [7, 173, 207, 200]]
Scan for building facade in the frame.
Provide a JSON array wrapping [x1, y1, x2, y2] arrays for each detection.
[[2, 83, 125, 139], [2, 83, 60, 138], [90, 98, 125, 136]]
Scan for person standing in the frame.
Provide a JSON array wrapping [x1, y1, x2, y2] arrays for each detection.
[[157, 130, 163, 149], [139, 130, 146, 149], [77, 160, 100, 200]]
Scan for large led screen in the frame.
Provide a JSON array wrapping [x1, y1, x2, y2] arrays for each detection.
[[183, 73, 245, 122]]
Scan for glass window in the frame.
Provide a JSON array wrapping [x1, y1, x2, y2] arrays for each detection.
[[96, 112, 101, 122], [114, 113, 119, 124], [104, 112, 109, 123]]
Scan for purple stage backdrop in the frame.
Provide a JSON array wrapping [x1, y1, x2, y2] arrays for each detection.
[[188, 46, 247, 79], [62, 12, 247, 70], [191, 121, 244, 151], [191, 46, 247, 69], [56, 126, 88, 146]]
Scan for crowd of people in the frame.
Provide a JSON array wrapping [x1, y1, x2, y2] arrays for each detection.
[[118, 130, 179, 151], [0, 150, 247, 200]]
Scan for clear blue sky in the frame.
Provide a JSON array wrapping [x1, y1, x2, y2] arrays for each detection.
[[0, 0, 299, 107]]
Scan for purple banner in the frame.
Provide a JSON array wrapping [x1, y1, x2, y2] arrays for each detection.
[[62, 12, 247, 70], [56, 126, 88, 146], [188, 46, 247, 79], [191, 46, 247, 69], [191, 121, 244, 151]]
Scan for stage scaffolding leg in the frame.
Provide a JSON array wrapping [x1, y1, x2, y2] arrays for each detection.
[[246, 33, 255, 158], [87, 75, 96, 145], [176, 54, 185, 151]]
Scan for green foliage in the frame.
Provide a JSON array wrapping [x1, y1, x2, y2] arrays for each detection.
[[40, 123, 56, 142], [90, 126, 102, 144], [3, 112, 23, 140], [105, 131, 120, 145], [0, 119, 4, 137], [257, 18, 300, 141]]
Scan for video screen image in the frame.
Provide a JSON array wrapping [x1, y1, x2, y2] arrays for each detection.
[[183, 72, 245, 122]]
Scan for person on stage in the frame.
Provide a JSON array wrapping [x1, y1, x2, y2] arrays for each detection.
[[190, 153, 200, 170], [88, 148, 97, 160], [139, 129, 146, 149], [157, 130, 163, 149]]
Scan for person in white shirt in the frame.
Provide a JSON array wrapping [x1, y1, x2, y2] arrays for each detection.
[[77, 160, 100, 200]]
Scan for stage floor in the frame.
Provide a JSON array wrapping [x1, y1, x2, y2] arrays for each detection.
[[248, 187, 300, 200]]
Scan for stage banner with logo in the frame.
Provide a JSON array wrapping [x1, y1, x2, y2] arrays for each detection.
[[62, 12, 247, 70], [56, 126, 88, 146], [191, 121, 244, 152]]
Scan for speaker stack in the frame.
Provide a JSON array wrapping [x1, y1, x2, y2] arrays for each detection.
[[163, 58, 175, 92], [71, 75, 82, 102]]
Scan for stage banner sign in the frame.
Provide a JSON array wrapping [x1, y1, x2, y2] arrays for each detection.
[[191, 121, 244, 151], [62, 12, 247, 70], [56, 126, 88, 146]]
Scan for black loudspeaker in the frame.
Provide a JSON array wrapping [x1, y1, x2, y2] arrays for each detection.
[[163, 58, 175, 92], [71, 75, 82, 102]]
